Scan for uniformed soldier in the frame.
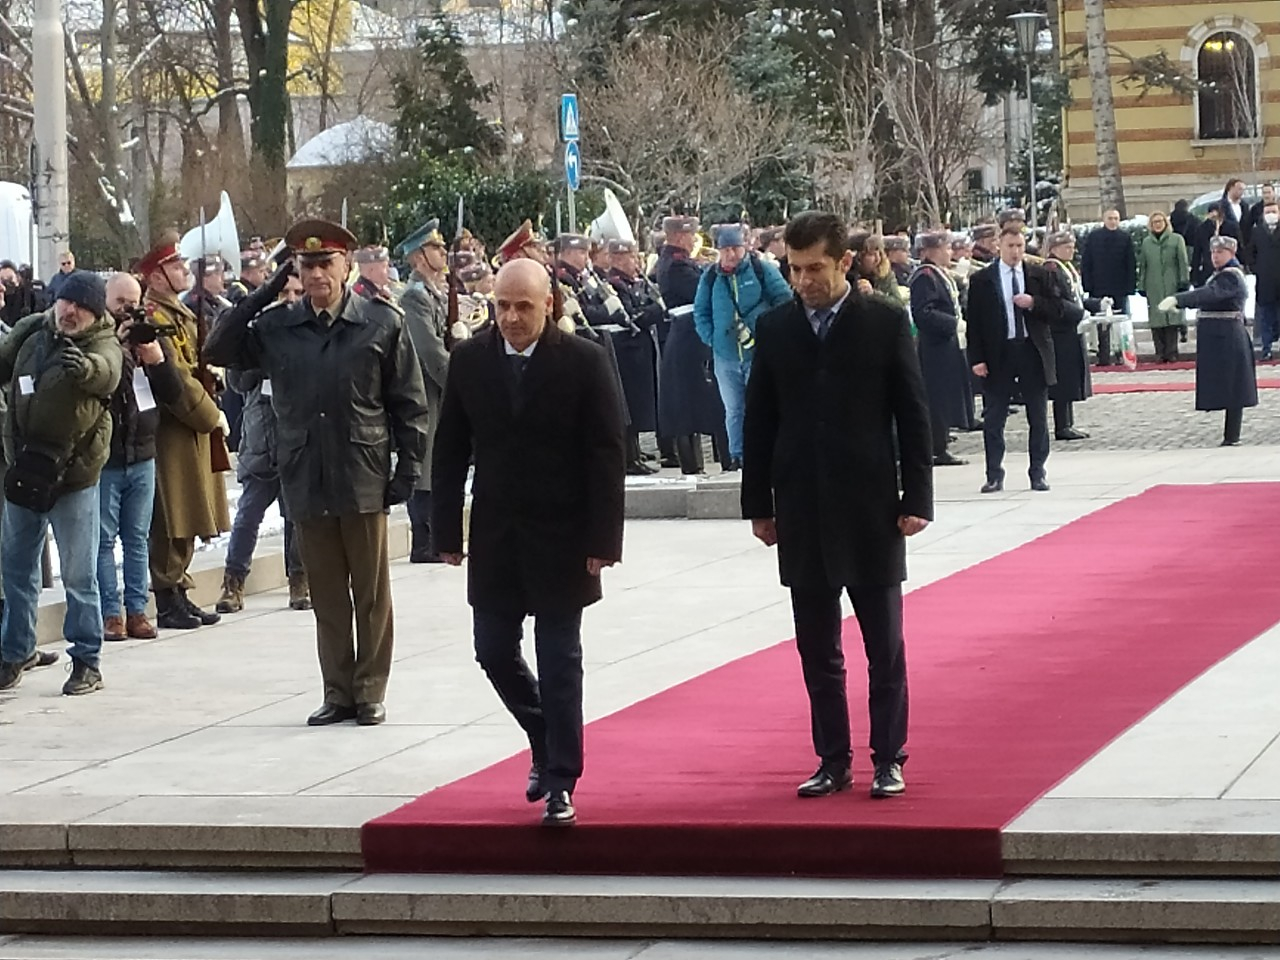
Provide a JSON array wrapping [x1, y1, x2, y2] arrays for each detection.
[[885, 235, 914, 286], [352, 245, 392, 300], [204, 219, 430, 725], [138, 236, 231, 630], [181, 255, 233, 327], [607, 238, 663, 474], [226, 251, 268, 305], [394, 219, 451, 563], [909, 232, 972, 467], [1164, 236, 1258, 446], [455, 262, 496, 338], [1043, 230, 1097, 441], [498, 220, 548, 266], [971, 224, 999, 266], [655, 215, 726, 474]]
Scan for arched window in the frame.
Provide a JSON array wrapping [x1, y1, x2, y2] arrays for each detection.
[[1197, 31, 1258, 140]]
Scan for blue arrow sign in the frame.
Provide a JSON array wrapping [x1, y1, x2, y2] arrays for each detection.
[[564, 141, 581, 192], [560, 93, 580, 142]]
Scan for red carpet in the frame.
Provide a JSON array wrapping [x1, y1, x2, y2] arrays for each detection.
[[364, 484, 1280, 878], [1094, 380, 1280, 394]]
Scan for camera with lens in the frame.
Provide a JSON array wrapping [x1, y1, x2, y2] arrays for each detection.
[[118, 306, 170, 346]]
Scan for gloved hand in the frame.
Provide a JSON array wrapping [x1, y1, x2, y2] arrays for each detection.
[[384, 474, 414, 508], [1100, 296, 1114, 312], [60, 342, 92, 381], [603, 294, 625, 318], [1158, 296, 1178, 312]]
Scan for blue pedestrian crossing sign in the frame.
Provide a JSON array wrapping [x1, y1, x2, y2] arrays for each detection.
[[560, 93, 580, 142], [564, 141, 581, 191]]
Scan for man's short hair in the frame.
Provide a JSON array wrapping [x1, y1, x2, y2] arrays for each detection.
[[784, 211, 846, 260], [1226, 178, 1245, 191]]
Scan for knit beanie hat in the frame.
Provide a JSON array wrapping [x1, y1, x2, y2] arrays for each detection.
[[56, 270, 107, 318]]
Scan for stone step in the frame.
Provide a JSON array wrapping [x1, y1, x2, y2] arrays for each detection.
[[4, 871, 1280, 943]]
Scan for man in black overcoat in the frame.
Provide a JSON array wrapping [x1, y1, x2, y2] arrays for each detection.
[[741, 211, 934, 801], [432, 259, 627, 828], [967, 228, 1063, 493], [908, 231, 971, 467]]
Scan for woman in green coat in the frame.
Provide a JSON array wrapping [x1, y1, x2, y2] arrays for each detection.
[[1138, 210, 1190, 363]]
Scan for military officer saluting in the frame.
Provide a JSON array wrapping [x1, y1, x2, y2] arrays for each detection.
[[1164, 235, 1257, 446], [204, 219, 431, 725], [139, 236, 230, 630]]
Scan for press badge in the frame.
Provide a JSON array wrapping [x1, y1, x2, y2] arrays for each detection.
[[261, 379, 273, 397], [132, 367, 156, 411], [18, 375, 34, 395]]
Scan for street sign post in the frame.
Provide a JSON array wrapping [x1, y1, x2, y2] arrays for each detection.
[[559, 93, 579, 143], [564, 140, 581, 231]]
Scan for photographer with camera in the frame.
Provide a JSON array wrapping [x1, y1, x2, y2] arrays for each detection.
[[693, 224, 791, 472], [0, 271, 123, 695], [95, 273, 184, 643]]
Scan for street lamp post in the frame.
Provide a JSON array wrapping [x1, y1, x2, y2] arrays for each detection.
[[1009, 12, 1043, 230]]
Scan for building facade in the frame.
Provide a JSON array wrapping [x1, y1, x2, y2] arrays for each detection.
[[1061, 0, 1279, 219]]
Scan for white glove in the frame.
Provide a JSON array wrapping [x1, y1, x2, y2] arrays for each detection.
[[1100, 296, 1113, 312], [450, 320, 471, 341], [1076, 319, 1091, 335], [603, 294, 624, 317], [1158, 296, 1178, 312], [217, 409, 230, 436], [562, 295, 583, 320]]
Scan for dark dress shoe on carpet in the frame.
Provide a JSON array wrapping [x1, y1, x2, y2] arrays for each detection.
[[870, 762, 906, 798], [62, 658, 103, 696], [797, 766, 853, 798], [26, 650, 59, 669], [307, 703, 358, 726], [542, 790, 576, 826], [1030, 478, 1051, 492], [933, 452, 968, 467], [356, 702, 386, 726], [980, 480, 1004, 494], [526, 764, 547, 803], [1055, 428, 1089, 441]]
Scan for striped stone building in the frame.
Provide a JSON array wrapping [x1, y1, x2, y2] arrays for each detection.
[[1061, 0, 1279, 219]]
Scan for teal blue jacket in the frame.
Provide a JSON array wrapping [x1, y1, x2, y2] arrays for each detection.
[[693, 254, 792, 362]]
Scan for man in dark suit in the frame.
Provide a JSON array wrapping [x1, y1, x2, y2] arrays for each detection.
[[741, 211, 933, 800], [432, 258, 627, 828], [967, 228, 1062, 493]]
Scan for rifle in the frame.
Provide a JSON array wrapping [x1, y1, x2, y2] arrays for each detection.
[[446, 195, 463, 347]]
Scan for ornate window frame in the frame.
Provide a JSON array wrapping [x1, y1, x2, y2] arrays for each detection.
[[1181, 16, 1268, 146]]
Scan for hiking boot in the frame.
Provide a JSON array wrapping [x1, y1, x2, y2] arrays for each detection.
[[288, 572, 312, 611], [156, 588, 201, 630], [125, 612, 157, 639], [62, 658, 103, 696], [0, 656, 29, 690], [215, 574, 245, 614], [181, 588, 221, 626], [103, 615, 127, 642]]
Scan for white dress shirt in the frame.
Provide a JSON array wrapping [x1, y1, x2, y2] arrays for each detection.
[[999, 261, 1025, 340], [503, 337, 538, 358], [805, 284, 853, 336]]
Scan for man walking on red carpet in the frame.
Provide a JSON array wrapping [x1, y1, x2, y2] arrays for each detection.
[[433, 258, 626, 828], [742, 211, 934, 800]]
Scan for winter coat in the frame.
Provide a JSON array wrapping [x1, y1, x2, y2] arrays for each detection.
[[1043, 258, 1095, 404], [1081, 226, 1137, 301], [0, 309, 123, 491], [398, 278, 449, 491], [656, 244, 724, 437], [1137, 229, 1189, 329], [203, 289, 430, 522], [106, 345, 184, 468], [1175, 263, 1257, 412], [1191, 219, 1220, 287], [146, 290, 231, 539], [227, 363, 276, 480], [693, 253, 791, 363], [1249, 221, 1280, 306], [908, 263, 971, 429]]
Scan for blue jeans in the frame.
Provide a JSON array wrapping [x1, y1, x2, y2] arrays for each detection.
[[1256, 303, 1278, 354], [2, 484, 103, 668], [97, 460, 156, 618], [712, 352, 753, 462], [225, 472, 302, 579]]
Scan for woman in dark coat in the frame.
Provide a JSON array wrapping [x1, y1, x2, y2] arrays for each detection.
[[1168, 235, 1257, 445], [908, 231, 971, 465], [1043, 231, 1096, 441]]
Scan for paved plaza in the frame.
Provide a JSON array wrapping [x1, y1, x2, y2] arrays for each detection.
[[4, 383, 1280, 952]]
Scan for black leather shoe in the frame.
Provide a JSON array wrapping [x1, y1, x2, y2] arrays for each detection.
[[659, 457, 681, 469], [543, 790, 576, 826], [1221, 438, 1242, 447], [626, 460, 658, 476], [980, 480, 1004, 494], [1030, 478, 1051, 492], [179, 589, 220, 626], [870, 761, 906, 798], [721, 458, 742, 472], [307, 703, 357, 726], [526, 764, 547, 803], [356, 702, 386, 726], [1055, 428, 1089, 441], [933, 452, 968, 467], [156, 589, 201, 630], [797, 766, 853, 798]]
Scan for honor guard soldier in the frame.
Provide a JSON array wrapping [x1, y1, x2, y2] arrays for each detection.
[[606, 238, 663, 473], [1165, 235, 1257, 445], [1043, 230, 1097, 441], [138, 237, 231, 630], [352, 245, 392, 300], [227, 250, 268, 305], [909, 231, 973, 467], [394, 219, 452, 562], [970, 224, 999, 266], [885, 235, 914, 285], [204, 219, 431, 725], [498, 220, 549, 266]]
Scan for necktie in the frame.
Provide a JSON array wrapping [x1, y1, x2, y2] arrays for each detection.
[[317, 310, 331, 327], [1010, 269, 1026, 340], [509, 353, 529, 382], [815, 309, 832, 341]]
